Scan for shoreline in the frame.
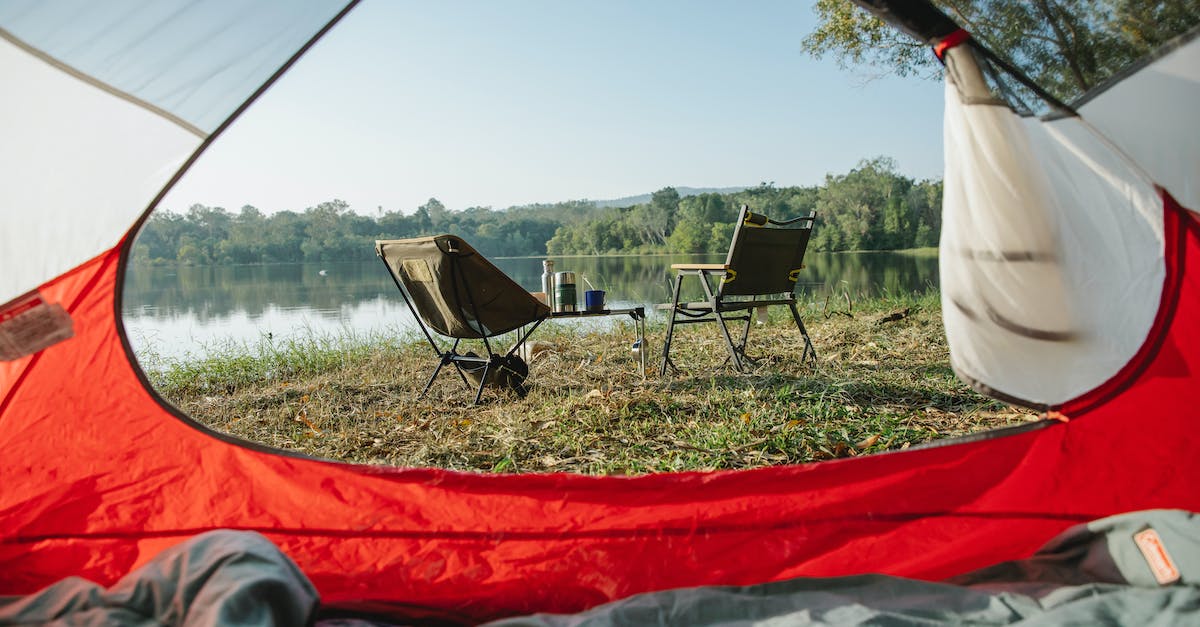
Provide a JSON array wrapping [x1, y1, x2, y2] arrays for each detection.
[[150, 291, 1034, 475]]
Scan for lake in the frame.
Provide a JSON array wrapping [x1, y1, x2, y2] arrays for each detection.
[[122, 252, 938, 363]]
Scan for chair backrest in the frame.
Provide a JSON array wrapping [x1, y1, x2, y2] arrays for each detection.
[[376, 235, 550, 339], [719, 204, 816, 298]]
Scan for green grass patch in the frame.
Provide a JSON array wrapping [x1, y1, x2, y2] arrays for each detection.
[[145, 291, 1037, 474]]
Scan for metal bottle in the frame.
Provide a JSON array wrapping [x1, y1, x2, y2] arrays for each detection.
[[541, 260, 556, 310]]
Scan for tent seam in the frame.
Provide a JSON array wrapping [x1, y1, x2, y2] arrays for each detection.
[[1, 510, 1100, 546], [0, 27, 205, 139], [1056, 191, 1190, 417]]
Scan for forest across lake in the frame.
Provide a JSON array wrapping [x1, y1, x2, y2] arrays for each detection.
[[135, 157, 941, 265]]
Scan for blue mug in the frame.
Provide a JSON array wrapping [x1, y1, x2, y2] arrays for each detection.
[[584, 289, 606, 312]]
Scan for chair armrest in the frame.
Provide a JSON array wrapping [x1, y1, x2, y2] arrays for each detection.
[[670, 263, 727, 271]]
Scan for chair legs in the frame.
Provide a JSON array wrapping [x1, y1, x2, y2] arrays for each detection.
[[729, 303, 818, 367], [419, 353, 451, 398], [661, 306, 753, 375], [472, 362, 490, 405], [419, 326, 541, 405], [659, 273, 685, 376], [788, 302, 818, 364], [662, 270, 755, 374], [712, 310, 747, 373], [419, 350, 481, 399], [468, 354, 530, 405], [660, 302, 817, 375]]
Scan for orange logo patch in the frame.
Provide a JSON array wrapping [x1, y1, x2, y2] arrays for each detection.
[[1134, 528, 1181, 585]]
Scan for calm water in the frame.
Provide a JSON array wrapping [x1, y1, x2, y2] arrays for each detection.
[[122, 253, 938, 362]]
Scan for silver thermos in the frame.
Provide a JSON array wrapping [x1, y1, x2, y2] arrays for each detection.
[[554, 271, 577, 312], [541, 260, 556, 310]]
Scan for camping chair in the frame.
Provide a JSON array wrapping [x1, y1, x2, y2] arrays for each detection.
[[660, 205, 817, 376], [376, 235, 551, 404]]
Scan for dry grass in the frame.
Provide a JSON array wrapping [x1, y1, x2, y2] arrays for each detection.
[[149, 292, 1038, 474]]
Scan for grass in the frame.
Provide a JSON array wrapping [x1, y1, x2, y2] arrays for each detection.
[[148, 291, 1038, 475]]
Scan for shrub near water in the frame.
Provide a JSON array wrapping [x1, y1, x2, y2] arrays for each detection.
[[150, 292, 1037, 474]]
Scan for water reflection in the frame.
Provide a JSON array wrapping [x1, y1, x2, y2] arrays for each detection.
[[122, 252, 938, 361]]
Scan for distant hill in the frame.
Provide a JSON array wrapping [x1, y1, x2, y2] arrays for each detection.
[[592, 186, 748, 208]]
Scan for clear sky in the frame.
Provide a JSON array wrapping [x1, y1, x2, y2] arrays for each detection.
[[161, 0, 946, 215]]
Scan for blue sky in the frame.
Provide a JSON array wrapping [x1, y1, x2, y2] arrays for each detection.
[[161, 1, 945, 215]]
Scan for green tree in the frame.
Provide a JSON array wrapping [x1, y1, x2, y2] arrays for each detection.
[[815, 157, 915, 251], [668, 193, 734, 253], [909, 179, 943, 248], [302, 200, 366, 261], [410, 205, 433, 234], [181, 204, 232, 263], [220, 205, 267, 264], [708, 222, 736, 253], [176, 238, 206, 265], [377, 210, 414, 238], [630, 187, 680, 247], [667, 219, 712, 253], [262, 211, 305, 262], [802, 0, 1199, 103], [545, 225, 577, 256], [421, 198, 448, 231], [136, 211, 188, 263]]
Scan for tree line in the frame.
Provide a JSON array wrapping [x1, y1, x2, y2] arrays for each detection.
[[132, 157, 941, 265], [548, 157, 942, 255], [132, 198, 599, 265]]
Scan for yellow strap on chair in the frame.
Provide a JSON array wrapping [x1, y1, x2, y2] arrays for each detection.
[[722, 268, 738, 284], [743, 212, 768, 226], [788, 267, 803, 282]]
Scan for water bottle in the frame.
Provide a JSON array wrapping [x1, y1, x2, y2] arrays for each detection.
[[541, 260, 555, 310]]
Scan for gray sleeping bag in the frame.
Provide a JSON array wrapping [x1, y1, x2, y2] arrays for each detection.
[[3, 510, 1197, 626], [0, 530, 317, 626], [483, 509, 1200, 626]]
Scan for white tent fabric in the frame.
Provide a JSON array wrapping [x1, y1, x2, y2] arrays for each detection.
[[0, 0, 349, 306], [0, 36, 198, 305], [939, 44, 1173, 407], [1077, 34, 1200, 214]]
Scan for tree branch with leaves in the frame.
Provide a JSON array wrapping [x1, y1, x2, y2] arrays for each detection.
[[802, 0, 1199, 103]]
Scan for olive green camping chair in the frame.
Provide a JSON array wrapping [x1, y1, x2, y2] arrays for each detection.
[[659, 205, 817, 376], [376, 235, 551, 404]]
